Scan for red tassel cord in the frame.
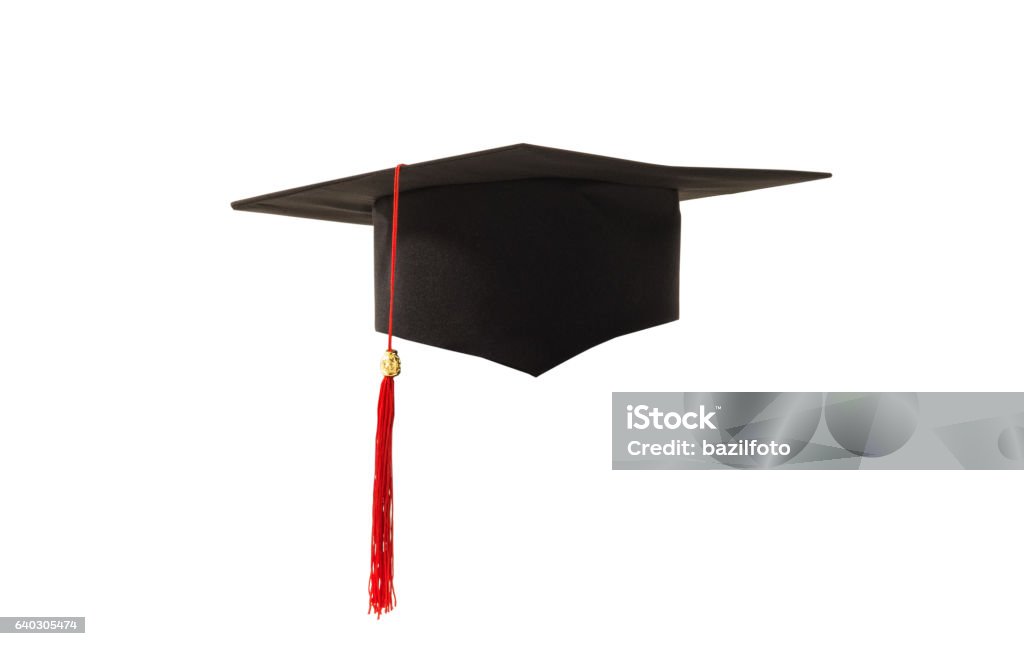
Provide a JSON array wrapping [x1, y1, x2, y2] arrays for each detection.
[[369, 164, 403, 618]]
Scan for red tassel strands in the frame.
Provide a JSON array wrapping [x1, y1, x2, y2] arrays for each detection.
[[369, 164, 404, 618], [368, 373, 395, 616]]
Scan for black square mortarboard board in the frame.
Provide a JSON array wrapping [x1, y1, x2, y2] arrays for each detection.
[[231, 143, 830, 616]]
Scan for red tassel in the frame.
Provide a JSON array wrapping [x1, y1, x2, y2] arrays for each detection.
[[369, 165, 403, 617], [369, 374, 396, 617]]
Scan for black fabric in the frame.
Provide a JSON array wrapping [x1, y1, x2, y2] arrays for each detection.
[[373, 179, 680, 376], [232, 143, 830, 224]]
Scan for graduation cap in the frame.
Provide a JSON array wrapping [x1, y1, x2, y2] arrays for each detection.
[[231, 143, 830, 615]]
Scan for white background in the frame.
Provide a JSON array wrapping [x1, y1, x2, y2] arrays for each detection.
[[1, 1, 1021, 644]]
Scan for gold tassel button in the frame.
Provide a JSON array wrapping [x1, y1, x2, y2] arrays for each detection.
[[380, 350, 401, 377]]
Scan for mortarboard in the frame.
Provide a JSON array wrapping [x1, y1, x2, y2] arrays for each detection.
[[231, 143, 830, 615]]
